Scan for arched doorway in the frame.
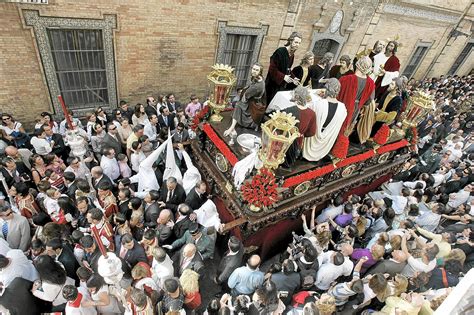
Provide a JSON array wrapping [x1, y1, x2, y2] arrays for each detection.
[[312, 38, 340, 63]]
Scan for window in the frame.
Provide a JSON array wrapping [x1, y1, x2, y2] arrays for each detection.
[[448, 42, 473, 75], [48, 29, 109, 109], [222, 34, 257, 89], [24, 10, 117, 116], [216, 22, 268, 90], [402, 43, 430, 79]]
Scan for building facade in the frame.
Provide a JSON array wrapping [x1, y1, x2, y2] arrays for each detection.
[[0, 0, 472, 129]]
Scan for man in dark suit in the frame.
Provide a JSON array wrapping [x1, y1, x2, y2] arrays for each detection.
[[185, 181, 208, 210], [174, 243, 204, 277], [270, 259, 301, 305], [216, 236, 244, 288], [91, 166, 113, 188], [167, 93, 182, 113], [46, 238, 80, 283], [79, 235, 101, 272], [117, 188, 132, 220], [0, 277, 44, 314], [144, 190, 161, 228], [172, 123, 189, 144], [366, 249, 407, 277], [145, 96, 158, 118], [43, 124, 70, 161], [158, 106, 176, 131], [63, 171, 78, 201], [103, 123, 123, 155], [444, 170, 463, 194], [156, 209, 174, 245], [120, 100, 134, 123], [159, 177, 186, 212], [116, 233, 148, 269], [0, 156, 31, 196], [172, 204, 194, 239]]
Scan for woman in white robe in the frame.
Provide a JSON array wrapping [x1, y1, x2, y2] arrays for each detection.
[[303, 78, 347, 161]]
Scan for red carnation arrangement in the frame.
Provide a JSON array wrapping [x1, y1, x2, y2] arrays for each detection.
[[373, 124, 390, 145], [241, 167, 279, 208], [332, 135, 350, 159], [190, 106, 210, 131]]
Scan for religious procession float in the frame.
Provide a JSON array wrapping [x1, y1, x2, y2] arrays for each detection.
[[191, 64, 433, 258]]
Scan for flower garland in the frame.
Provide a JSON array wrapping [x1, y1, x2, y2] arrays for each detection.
[[377, 139, 409, 154], [282, 164, 335, 188], [190, 105, 210, 131], [241, 168, 279, 208], [373, 124, 390, 145], [336, 150, 375, 168], [202, 123, 239, 166]]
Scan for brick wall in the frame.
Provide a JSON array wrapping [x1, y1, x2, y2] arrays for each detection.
[[0, 0, 472, 129]]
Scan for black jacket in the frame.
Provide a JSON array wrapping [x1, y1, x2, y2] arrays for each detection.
[[158, 113, 176, 131], [185, 188, 207, 210], [116, 240, 148, 269], [216, 248, 244, 284], [159, 182, 186, 212], [0, 277, 44, 315], [145, 104, 158, 118], [66, 181, 78, 201], [173, 216, 194, 239], [103, 133, 123, 155], [144, 202, 161, 228], [58, 244, 80, 283]]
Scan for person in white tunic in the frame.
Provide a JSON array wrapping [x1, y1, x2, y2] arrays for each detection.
[[303, 78, 347, 162]]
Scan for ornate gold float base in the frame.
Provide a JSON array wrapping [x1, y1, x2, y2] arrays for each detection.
[[209, 113, 224, 122]]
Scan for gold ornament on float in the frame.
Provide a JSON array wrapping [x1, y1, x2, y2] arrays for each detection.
[[258, 111, 300, 170], [207, 64, 237, 122]]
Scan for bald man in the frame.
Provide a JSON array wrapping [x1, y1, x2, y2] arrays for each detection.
[[228, 254, 264, 296], [175, 243, 204, 277], [366, 249, 407, 277], [4, 146, 33, 169], [156, 209, 174, 245]]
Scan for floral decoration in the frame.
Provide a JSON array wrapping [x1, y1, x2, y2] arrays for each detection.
[[373, 124, 390, 145], [406, 127, 418, 152], [332, 135, 350, 159], [190, 105, 210, 131], [241, 167, 279, 208], [202, 123, 239, 166]]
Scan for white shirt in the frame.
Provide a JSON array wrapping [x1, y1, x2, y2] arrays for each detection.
[[30, 137, 52, 155], [315, 251, 353, 290], [143, 123, 157, 141], [65, 162, 91, 180], [100, 156, 120, 181], [401, 256, 436, 277], [316, 204, 343, 223], [64, 286, 97, 315], [0, 249, 38, 288], [130, 151, 146, 173], [415, 211, 441, 232], [448, 189, 470, 209], [151, 255, 174, 287]]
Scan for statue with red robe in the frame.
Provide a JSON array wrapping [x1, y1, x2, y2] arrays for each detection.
[[374, 40, 400, 102], [282, 86, 317, 168], [331, 56, 375, 159], [265, 32, 302, 104]]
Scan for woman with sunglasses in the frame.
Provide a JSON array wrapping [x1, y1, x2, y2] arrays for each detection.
[[0, 113, 30, 149]]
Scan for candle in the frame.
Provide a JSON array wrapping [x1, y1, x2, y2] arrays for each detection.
[[58, 95, 74, 131], [91, 225, 108, 258]]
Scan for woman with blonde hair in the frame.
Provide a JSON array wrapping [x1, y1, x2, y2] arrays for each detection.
[[301, 205, 332, 254], [179, 269, 201, 311], [426, 248, 466, 289], [316, 293, 336, 315], [288, 51, 315, 89]]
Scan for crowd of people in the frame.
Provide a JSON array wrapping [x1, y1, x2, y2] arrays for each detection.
[[0, 39, 473, 315]]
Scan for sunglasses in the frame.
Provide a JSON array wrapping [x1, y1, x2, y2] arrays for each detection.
[[2, 117, 11, 121], [109, 127, 117, 130]]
